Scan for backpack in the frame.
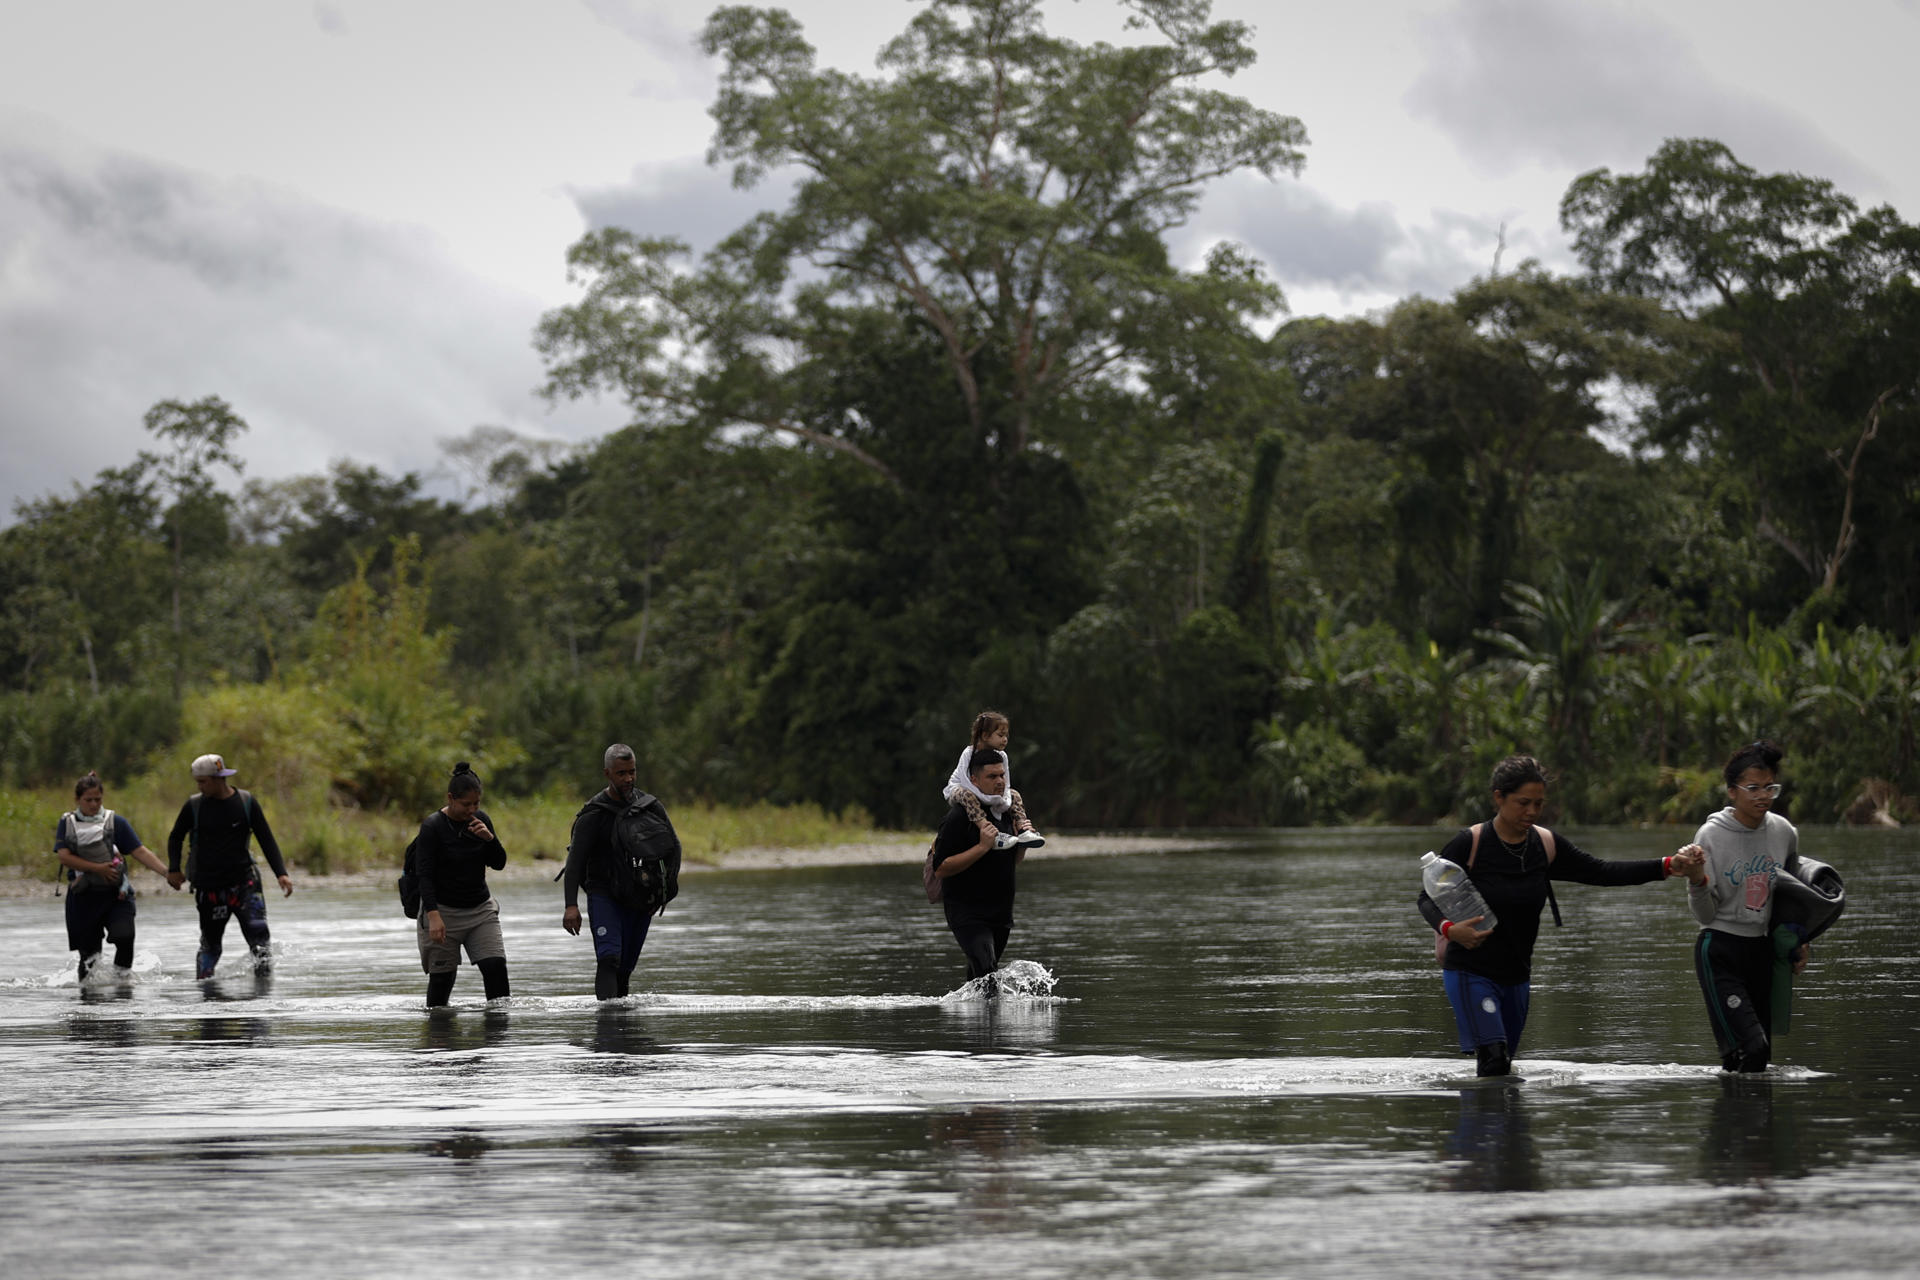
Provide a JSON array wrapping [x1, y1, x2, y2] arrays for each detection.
[[608, 796, 679, 912], [1431, 822, 1559, 963], [397, 811, 454, 919], [922, 841, 942, 904], [62, 809, 123, 889]]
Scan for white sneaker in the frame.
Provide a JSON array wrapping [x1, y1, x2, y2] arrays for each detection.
[[1015, 829, 1046, 848], [993, 832, 1018, 850]]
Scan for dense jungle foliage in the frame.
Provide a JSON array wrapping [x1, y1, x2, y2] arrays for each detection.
[[2, 0, 1915, 837]]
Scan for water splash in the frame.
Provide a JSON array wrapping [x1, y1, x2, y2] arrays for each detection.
[[942, 959, 1059, 1003]]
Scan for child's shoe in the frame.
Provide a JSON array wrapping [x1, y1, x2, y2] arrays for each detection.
[[993, 832, 1019, 850], [1014, 829, 1046, 848]]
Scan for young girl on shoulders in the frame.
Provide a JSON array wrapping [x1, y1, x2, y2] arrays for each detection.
[[943, 710, 1045, 850]]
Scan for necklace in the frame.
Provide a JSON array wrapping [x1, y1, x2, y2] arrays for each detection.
[[1496, 830, 1529, 860]]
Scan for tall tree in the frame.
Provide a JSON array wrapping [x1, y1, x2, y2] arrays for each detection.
[[1275, 267, 1675, 646], [536, 0, 1302, 487], [140, 396, 248, 694], [1562, 138, 1920, 632]]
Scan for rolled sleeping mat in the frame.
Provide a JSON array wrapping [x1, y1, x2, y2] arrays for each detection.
[[1773, 853, 1845, 945]]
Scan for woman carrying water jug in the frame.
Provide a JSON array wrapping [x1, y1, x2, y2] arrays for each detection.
[[1416, 755, 1703, 1077]]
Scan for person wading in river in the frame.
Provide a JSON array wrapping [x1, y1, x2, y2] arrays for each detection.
[[415, 762, 511, 1008], [561, 745, 682, 1000], [166, 753, 293, 978], [54, 771, 175, 985], [1676, 739, 1810, 1073], [1417, 754, 1702, 1076], [929, 747, 1028, 992]]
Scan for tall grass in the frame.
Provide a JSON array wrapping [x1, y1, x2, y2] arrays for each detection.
[[1, 777, 887, 882]]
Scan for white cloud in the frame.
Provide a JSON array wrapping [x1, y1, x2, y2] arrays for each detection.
[[1406, 0, 1875, 194], [573, 158, 798, 252], [0, 125, 623, 519]]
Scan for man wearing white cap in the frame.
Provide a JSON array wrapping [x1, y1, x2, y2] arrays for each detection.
[[165, 754, 293, 978]]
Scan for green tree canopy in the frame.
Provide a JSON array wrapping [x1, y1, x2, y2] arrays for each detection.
[[537, 0, 1303, 487], [1563, 138, 1920, 632]]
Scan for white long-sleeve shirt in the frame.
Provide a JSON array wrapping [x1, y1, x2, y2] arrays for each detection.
[[942, 746, 1012, 815]]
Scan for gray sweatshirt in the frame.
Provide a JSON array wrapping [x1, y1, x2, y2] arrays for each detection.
[[1687, 808, 1798, 936]]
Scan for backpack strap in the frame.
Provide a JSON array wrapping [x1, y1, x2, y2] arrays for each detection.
[[59, 812, 78, 880], [1474, 821, 1564, 925], [1537, 826, 1563, 926]]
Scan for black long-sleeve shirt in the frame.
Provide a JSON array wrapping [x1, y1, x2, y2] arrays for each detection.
[[167, 789, 287, 886], [931, 803, 1018, 922], [414, 808, 506, 912], [1417, 826, 1665, 984]]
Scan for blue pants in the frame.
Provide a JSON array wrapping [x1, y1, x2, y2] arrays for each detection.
[[587, 891, 652, 979], [1443, 970, 1531, 1054]]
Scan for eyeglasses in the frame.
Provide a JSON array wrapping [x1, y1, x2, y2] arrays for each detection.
[[1734, 782, 1782, 797]]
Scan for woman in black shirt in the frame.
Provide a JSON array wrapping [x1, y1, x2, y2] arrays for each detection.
[[1417, 755, 1699, 1075], [416, 763, 510, 1007]]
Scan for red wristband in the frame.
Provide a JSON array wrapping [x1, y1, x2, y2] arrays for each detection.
[[1663, 855, 1673, 877], [1440, 920, 1453, 939]]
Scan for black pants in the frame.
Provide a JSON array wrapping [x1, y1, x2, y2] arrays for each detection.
[[944, 904, 1011, 981], [1695, 928, 1773, 1071], [66, 888, 135, 968]]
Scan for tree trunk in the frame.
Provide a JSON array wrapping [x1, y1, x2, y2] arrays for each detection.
[[171, 524, 184, 699], [1819, 389, 1891, 593], [633, 567, 652, 668]]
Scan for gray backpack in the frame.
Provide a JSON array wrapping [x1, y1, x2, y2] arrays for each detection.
[[61, 809, 124, 890]]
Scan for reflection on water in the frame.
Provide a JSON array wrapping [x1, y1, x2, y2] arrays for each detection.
[[420, 1007, 513, 1054], [196, 1015, 272, 1043], [1705, 1076, 1805, 1184], [0, 828, 1916, 1279], [424, 1130, 491, 1163], [586, 1006, 666, 1059], [1441, 1086, 1542, 1193], [199, 969, 275, 1003]]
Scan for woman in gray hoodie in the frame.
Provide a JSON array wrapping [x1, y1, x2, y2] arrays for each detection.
[[1677, 740, 1809, 1072]]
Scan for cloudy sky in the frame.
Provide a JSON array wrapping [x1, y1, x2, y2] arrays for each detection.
[[3, 0, 1914, 519]]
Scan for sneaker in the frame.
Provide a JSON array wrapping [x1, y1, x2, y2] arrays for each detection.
[[1014, 829, 1046, 848], [993, 832, 1018, 850]]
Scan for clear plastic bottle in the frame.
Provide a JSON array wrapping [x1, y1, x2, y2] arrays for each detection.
[[1420, 851, 1497, 933]]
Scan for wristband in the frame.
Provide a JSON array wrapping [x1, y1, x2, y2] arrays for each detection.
[[1440, 920, 1453, 940], [1663, 855, 1673, 877]]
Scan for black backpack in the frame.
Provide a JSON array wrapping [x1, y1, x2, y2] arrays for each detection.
[[608, 796, 679, 912], [396, 812, 446, 919]]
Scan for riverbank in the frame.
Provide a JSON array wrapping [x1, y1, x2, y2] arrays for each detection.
[[0, 832, 1233, 898]]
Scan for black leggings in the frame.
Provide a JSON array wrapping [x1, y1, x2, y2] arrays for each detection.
[[1695, 929, 1773, 1072], [66, 889, 135, 974], [427, 957, 510, 1007], [944, 908, 1011, 982]]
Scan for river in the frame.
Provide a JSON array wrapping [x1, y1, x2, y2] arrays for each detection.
[[2, 826, 1915, 1278]]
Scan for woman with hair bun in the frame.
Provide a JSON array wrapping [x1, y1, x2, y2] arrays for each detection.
[[414, 762, 510, 1008], [1416, 754, 1703, 1077], [1674, 739, 1808, 1073]]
